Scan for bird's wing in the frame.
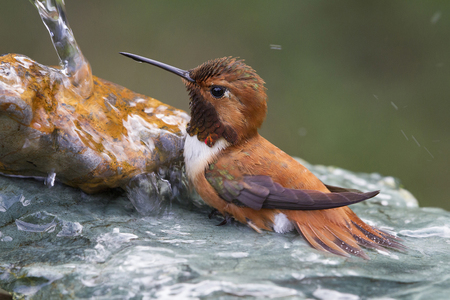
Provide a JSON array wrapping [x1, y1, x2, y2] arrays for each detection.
[[323, 183, 363, 194], [205, 170, 378, 211]]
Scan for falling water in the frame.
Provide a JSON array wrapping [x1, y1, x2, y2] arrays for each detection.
[[126, 164, 202, 216], [44, 172, 56, 187], [28, 0, 192, 215], [30, 0, 93, 99], [1, 0, 190, 216]]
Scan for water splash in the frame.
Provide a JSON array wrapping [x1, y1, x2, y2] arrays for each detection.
[[126, 172, 172, 215], [44, 172, 56, 187], [0, 231, 13, 242], [15, 211, 58, 233], [1, 236, 13, 242], [400, 226, 450, 238], [270, 44, 282, 50], [431, 11, 442, 24], [390, 101, 399, 110], [0, 193, 26, 212], [57, 220, 83, 237], [424, 147, 434, 159], [30, 0, 93, 99], [411, 135, 421, 147], [154, 280, 299, 299], [313, 288, 359, 300], [125, 163, 199, 215], [400, 129, 409, 141], [15, 211, 83, 237], [20, 195, 31, 206], [2, 160, 450, 299], [1, 0, 188, 196], [85, 228, 138, 263]]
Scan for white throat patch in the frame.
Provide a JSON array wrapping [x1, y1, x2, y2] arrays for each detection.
[[183, 135, 230, 180]]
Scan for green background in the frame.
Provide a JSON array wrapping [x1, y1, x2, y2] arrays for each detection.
[[1, 1, 449, 210]]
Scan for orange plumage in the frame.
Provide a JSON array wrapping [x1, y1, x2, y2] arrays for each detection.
[[121, 53, 405, 258]]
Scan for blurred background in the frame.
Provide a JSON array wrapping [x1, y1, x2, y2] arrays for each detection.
[[1, 1, 448, 210]]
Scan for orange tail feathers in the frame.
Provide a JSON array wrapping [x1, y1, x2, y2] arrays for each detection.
[[285, 207, 405, 259]]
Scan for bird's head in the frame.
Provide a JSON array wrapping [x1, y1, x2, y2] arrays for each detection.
[[120, 53, 267, 147]]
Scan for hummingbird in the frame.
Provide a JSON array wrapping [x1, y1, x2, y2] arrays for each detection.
[[120, 52, 404, 259]]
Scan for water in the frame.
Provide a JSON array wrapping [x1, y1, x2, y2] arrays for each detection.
[[1, 162, 450, 299], [1, 0, 189, 198], [44, 172, 56, 187], [0, 188, 28, 213], [31, 0, 93, 99], [125, 164, 199, 215], [15, 210, 83, 237], [15, 211, 58, 233], [2, 1, 450, 298]]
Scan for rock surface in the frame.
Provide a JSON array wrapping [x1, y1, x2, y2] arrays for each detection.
[[1, 0, 189, 193], [1, 159, 449, 299]]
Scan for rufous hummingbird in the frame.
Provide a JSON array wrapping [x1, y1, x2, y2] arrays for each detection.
[[121, 52, 404, 259]]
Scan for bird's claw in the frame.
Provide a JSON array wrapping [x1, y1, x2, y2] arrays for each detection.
[[208, 208, 220, 219], [208, 209, 231, 226], [216, 215, 232, 226]]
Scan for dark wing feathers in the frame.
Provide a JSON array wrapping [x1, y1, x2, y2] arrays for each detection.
[[223, 180, 242, 198], [236, 190, 265, 210], [323, 183, 364, 194], [210, 174, 378, 211], [222, 179, 270, 210]]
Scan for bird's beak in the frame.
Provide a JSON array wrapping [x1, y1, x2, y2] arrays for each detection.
[[120, 52, 195, 83]]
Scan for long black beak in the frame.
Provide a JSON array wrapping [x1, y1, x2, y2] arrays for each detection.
[[120, 52, 195, 83]]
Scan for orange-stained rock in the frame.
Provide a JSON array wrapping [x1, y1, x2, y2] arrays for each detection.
[[0, 53, 189, 193]]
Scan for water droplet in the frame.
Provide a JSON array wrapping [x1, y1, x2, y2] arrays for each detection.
[[0, 193, 25, 212], [1, 236, 13, 242], [15, 211, 58, 233], [57, 221, 83, 237], [45, 172, 56, 187], [411, 135, 421, 147], [20, 195, 31, 206], [270, 44, 282, 50], [400, 130, 409, 141], [298, 127, 307, 137], [424, 147, 434, 159], [431, 11, 442, 24]]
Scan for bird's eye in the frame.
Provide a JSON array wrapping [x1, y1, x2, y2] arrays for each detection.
[[210, 86, 226, 98]]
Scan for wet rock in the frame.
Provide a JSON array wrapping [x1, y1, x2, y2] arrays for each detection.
[[0, 0, 189, 194], [1, 160, 449, 299]]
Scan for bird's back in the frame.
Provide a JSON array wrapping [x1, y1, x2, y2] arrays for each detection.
[[216, 134, 330, 192]]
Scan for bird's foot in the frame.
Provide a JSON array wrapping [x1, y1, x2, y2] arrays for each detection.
[[208, 209, 232, 226], [216, 215, 232, 226], [208, 208, 220, 219]]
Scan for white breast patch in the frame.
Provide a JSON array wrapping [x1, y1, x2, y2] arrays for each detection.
[[183, 135, 230, 180]]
